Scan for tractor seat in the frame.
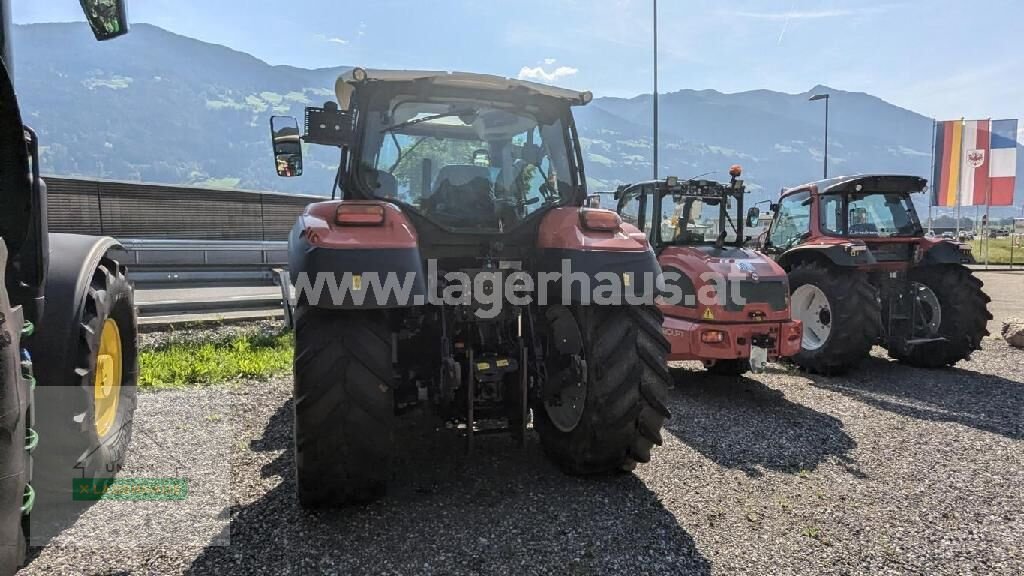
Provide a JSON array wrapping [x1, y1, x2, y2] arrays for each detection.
[[424, 164, 497, 227]]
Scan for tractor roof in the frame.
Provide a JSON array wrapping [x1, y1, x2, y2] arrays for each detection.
[[334, 68, 593, 107], [783, 174, 928, 197]]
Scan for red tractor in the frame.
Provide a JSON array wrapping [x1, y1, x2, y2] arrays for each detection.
[[614, 167, 802, 376], [271, 69, 671, 507], [759, 174, 991, 374]]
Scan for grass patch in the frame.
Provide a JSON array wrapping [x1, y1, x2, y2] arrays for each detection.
[[968, 237, 1024, 265], [139, 331, 293, 389]]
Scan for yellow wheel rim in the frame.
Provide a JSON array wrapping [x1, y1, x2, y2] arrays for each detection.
[[93, 318, 122, 438]]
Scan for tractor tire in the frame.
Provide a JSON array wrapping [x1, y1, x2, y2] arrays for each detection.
[[535, 305, 671, 474], [705, 359, 748, 376], [886, 264, 991, 368], [293, 305, 394, 508], [788, 262, 880, 375], [30, 253, 138, 543]]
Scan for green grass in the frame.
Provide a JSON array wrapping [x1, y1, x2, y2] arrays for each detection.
[[968, 237, 1023, 265], [139, 331, 293, 389]]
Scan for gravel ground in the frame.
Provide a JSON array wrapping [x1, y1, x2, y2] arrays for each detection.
[[19, 337, 1024, 575]]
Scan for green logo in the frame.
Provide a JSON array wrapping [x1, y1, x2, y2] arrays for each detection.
[[72, 478, 188, 501]]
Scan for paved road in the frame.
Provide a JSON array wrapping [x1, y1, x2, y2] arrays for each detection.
[[974, 270, 1024, 332]]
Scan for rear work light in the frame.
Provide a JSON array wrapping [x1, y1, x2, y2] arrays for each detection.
[[579, 208, 621, 232], [336, 204, 385, 226]]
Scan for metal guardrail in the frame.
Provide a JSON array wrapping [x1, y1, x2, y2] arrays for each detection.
[[111, 239, 289, 285]]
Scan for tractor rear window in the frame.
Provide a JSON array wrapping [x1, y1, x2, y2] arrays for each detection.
[[357, 100, 575, 231], [820, 192, 921, 237]]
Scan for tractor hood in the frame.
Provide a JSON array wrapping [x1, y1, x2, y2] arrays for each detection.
[[658, 245, 787, 281]]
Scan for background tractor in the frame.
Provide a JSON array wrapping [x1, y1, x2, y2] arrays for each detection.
[[271, 69, 671, 508], [0, 1, 137, 573], [760, 174, 991, 374], [615, 167, 802, 376]]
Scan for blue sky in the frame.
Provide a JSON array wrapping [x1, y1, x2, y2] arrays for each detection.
[[14, 0, 1024, 134]]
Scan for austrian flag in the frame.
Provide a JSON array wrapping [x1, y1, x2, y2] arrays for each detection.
[[988, 119, 1018, 206]]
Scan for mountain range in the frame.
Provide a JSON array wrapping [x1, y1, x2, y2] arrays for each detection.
[[12, 22, 1024, 216]]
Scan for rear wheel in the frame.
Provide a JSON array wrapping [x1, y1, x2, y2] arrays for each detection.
[[31, 256, 138, 543], [534, 305, 671, 474], [293, 305, 394, 508], [886, 264, 991, 367], [788, 262, 880, 374]]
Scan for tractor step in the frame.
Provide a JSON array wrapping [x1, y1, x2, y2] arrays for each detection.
[[903, 337, 947, 346]]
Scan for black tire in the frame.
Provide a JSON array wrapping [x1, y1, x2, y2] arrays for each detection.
[[788, 262, 880, 375], [705, 359, 749, 376], [534, 305, 671, 474], [31, 257, 138, 542], [293, 305, 394, 508], [887, 264, 991, 368]]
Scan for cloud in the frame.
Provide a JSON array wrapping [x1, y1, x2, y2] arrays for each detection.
[[517, 65, 578, 83], [722, 6, 891, 21], [543, 58, 557, 65], [312, 33, 350, 46]]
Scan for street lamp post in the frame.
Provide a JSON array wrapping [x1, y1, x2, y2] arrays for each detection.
[[809, 93, 830, 179], [652, 0, 658, 180]]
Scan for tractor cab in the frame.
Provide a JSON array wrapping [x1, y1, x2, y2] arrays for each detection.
[[614, 167, 801, 375], [762, 175, 974, 270], [269, 68, 594, 255]]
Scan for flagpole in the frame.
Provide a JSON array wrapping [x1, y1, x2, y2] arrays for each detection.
[[928, 119, 936, 233], [984, 118, 992, 269]]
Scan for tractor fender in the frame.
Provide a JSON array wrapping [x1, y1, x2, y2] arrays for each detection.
[[288, 200, 426, 309], [920, 240, 974, 265], [776, 242, 875, 271], [28, 234, 122, 411], [534, 208, 661, 305]]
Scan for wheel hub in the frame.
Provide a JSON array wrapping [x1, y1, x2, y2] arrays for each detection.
[[94, 318, 123, 438], [791, 284, 832, 351], [544, 354, 587, 432], [909, 282, 942, 337]]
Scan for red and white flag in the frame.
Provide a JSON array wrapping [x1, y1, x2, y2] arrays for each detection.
[[958, 119, 990, 206], [989, 119, 1018, 206]]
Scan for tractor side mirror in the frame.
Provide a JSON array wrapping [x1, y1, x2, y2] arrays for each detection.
[[270, 116, 303, 177], [745, 207, 760, 227], [80, 0, 130, 41]]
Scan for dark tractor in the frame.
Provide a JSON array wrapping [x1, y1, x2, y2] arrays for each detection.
[[760, 174, 991, 374], [271, 69, 671, 508], [0, 1, 137, 574], [615, 167, 802, 376]]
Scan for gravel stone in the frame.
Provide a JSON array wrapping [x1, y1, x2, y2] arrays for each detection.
[[19, 339, 1024, 575], [1002, 317, 1024, 348]]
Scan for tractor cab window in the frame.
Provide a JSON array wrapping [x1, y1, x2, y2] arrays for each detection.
[[616, 184, 658, 243], [359, 100, 575, 230], [660, 194, 736, 245], [820, 192, 921, 237], [769, 191, 811, 249]]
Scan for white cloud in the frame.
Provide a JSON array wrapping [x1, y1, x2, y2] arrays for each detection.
[[722, 5, 893, 21], [543, 58, 557, 65], [326, 37, 348, 45], [517, 65, 579, 83]]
